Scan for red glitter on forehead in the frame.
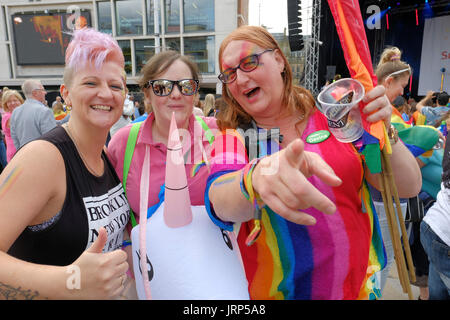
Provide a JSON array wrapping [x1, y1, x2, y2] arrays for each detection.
[[222, 42, 259, 70]]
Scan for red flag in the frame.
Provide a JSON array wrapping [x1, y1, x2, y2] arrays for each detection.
[[327, 0, 386, 149]]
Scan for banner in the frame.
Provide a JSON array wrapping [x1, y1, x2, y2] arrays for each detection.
[[418, 15, 450, 95]]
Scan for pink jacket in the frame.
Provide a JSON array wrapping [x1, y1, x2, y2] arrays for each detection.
[[2, 112, 17, 162], [107, 113, 218, 226]]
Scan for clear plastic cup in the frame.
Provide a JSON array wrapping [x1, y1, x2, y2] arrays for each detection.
[[317, 78, 365, 143]]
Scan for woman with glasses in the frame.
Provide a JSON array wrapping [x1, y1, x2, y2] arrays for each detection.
[[205, 26, 421, 299], [108, 50, 217, 235]]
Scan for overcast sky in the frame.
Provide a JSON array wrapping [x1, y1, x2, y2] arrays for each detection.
[[248, 0, 312, 34]]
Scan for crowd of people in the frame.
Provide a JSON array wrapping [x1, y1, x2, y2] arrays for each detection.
[[0, 26, 448, 300]]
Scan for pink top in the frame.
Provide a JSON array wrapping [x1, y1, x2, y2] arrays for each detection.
[[2, 112, 17, 162], [107, 113, 218, 227]]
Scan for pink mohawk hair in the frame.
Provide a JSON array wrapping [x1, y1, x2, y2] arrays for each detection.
[[65, 28, 124, 70]]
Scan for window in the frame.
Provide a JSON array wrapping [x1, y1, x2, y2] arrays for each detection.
[[146, 0, 162, 35], [183, 0, 214, 32], [146, 0, 155, 35], [118, 40, 132, 75], [164, 0, 180, 34], [184, 36, 214, 74], [165, 37, 180, 52], [115, 0, 143, 36], [97, 1, 112, 34], [2, 6, 8, 41], [135, 39, 155, 75]]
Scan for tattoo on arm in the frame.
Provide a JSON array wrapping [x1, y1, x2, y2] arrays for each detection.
[[0, 282, 41, 300]]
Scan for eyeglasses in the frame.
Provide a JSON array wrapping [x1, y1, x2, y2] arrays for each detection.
[[145, 79, 199, 97], [33, 88, 47, 93], [218, 49, 273, 84]]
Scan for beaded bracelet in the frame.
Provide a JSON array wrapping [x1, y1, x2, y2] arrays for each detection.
[[239, 158, 265, 246]]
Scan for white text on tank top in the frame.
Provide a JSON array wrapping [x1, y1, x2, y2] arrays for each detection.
[[83, 183, 130, 252]]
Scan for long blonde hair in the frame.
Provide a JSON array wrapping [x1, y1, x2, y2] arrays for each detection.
[[203, 93, 215, 115], [217, 26, 315, 130]]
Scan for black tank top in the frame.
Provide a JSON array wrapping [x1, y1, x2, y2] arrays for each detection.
[[8, 126, 130, 266]]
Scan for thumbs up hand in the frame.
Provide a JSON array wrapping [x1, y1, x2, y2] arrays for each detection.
[[86, 226, 109, 254], [70, 227, 129, 299], [252, 139, 342, 225]]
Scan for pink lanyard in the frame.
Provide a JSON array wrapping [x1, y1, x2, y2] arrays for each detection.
[[139, 145, 152, 299]]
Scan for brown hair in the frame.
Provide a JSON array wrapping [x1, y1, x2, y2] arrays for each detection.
[[217, 25, 315, 130], [138, 50, 199, 88], [1, 89, 24, 112], [375, 47, 411, 83]]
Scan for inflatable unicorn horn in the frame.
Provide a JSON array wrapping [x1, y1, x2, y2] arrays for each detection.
[[130, 112, 249, 299], [163, 112, 193, 228]]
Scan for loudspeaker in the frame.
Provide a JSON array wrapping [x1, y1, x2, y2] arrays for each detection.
[[287, 0, 303, 51]]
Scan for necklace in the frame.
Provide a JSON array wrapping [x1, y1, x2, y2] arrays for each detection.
[[64, 124, 103, 177]]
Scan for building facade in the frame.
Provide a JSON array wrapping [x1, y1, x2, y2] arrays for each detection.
[[272, 30, 305, 87], [0, 0, 248, 96]]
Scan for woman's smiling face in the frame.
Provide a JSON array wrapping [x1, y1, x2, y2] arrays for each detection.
[[61, 60, 126, 130]]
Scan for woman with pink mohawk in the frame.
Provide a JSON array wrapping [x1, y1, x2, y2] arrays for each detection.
[[0, 28, 131, 299]]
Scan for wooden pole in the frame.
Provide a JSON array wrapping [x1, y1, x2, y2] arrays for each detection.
[[382, 149, 416, 284], [376, 174, 405, 289], [377, 170, 409, 295], [379, 148, 414, 300]]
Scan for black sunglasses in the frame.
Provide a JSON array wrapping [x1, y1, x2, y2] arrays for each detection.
[[145, 79, 199, 97], [218, 49, 273, 84]]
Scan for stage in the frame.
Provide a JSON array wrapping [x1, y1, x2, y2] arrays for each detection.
[[319, 0, 450, 99]]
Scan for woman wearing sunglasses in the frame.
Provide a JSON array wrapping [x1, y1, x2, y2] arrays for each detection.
[[108, 50, 217, 234], [205, 26, 421, 300]]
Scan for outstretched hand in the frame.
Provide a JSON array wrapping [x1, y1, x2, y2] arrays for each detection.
[[252, 139, 342, 225]]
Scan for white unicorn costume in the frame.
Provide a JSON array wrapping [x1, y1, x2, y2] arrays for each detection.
[[130, 113, 249, 299]]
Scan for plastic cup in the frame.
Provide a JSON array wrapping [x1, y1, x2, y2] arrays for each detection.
[[317, 78, 365, 143]]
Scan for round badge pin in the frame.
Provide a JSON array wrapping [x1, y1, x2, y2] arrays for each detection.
[[306, 130, 331, 144]]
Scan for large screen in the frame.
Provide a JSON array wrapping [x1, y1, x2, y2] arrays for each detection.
[[12, 11, 91, 65]]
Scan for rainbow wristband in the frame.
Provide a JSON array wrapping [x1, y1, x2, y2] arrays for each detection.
[[239, 158, 265, 246], [240, 158, 262, 207]]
